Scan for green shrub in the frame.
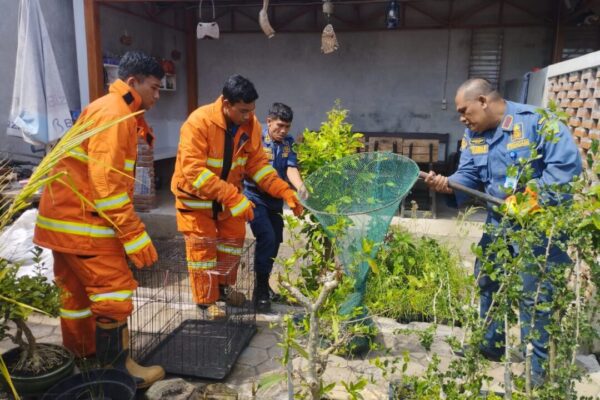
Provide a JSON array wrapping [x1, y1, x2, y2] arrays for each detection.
[[365, 227, 472, 324]]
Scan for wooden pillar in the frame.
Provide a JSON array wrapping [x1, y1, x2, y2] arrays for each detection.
[[551, 0, 564, 63], [185, 9, 198, 114], [84, 0, 103, 101]]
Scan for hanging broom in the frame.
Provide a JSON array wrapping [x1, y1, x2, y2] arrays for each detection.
[[259, 0, 275, 38]]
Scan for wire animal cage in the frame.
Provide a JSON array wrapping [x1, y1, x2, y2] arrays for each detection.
[[128, 236, 256, 379]]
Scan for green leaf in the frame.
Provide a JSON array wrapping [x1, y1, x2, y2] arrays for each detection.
[[291, 340, 309, 359], [257, 373, 286, 392]]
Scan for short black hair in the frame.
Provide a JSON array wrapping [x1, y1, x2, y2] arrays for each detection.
[[267, 103, 293, 123], [457, 78, 501, 101], [222, 74, 259, 104], [118, 51, 164, 80]]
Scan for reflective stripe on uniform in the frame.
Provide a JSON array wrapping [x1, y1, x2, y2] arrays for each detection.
[[181, 199, 213, 209], [187, 259, 217, 270], [207, 158, 223, 168], [252, 165, 276, 183], [123, 231, 151, 254], [59, 307, 92, 320], [89, 290, 133, 302], [193, 169, 216, 189], [217, 243, 243, 256], [67, 146, 89, 163], [232, 157, 247, 168], [94, 192, 130, 211], [124, 159, 135, 172], [230, 197, 250, 216], [36, 215, 115, 238]]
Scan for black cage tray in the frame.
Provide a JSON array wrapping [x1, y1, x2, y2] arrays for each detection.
[[140, 319, 257, 379]]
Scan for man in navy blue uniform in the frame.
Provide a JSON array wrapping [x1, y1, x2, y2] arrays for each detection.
[[244, 103, 304, 312], [425, 78, 581, 385]]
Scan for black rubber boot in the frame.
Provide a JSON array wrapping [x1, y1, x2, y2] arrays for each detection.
[[255, 273, 271, 313], [96, 317, 165, 389]]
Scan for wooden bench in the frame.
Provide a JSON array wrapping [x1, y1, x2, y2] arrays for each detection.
[[359, 132, 452, 218]]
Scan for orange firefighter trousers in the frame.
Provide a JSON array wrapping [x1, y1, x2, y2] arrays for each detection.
[[181, 212, 245, 305], [53, 251, 137, 357]]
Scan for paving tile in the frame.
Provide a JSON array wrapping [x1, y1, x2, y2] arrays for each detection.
[[237, 346, 269, 367], [250, 332, 279, 349]]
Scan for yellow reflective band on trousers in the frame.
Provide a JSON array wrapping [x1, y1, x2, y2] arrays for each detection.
[[89, 290, 133, 302], [67, 146, 89, 163], [36, 215, 116, 238], [187, 259, 217, 270], [181, 199, 213, 209], [124, 231, 151, 254], [230, 197, 250, 216], [217, 243, 243, 256], [59, 307, 93, 319], [206, 158, 223, 168], [94, 192, 130, 211], [124, 159, 135, 172], [193, 169, 216, 189], [252, 165, 276, 183]]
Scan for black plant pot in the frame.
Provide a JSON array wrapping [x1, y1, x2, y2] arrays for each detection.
[[1, 343, 75, 396], [42, 369, 136, 400]]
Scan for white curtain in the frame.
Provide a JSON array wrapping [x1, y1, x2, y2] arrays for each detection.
[[7, 0, 72, 145]]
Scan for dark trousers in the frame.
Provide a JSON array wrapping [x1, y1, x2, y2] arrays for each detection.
[[249, 204, 284, 275], [476, 232, 570, 378]]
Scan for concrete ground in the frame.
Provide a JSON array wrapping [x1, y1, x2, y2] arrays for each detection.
[[2, 191, 599, 398]]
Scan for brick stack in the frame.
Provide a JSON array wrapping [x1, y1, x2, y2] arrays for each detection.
[[133, 137, 156, 212], [546, 67, 599, 182]]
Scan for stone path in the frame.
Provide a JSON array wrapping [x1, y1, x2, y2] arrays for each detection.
[[3, 214, 600, 398], [3, 309, 600, 399]]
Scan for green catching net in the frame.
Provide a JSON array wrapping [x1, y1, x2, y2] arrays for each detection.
[[299, 152, 420, 323]]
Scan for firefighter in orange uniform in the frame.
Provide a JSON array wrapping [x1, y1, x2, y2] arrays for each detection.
[[33, 51, 165, 388], [171, 75, 303, 315]]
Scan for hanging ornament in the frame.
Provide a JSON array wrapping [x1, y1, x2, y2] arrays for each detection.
[[321, 1, 338, 54], [321, 24, 339, 54], [323, 0, 334, 15], [386, 0, 400, 29], [259, 0, 275, 38]]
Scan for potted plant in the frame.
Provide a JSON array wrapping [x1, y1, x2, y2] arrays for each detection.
[[0, 248, 74, 396]]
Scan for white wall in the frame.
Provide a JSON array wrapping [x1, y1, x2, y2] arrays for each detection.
[[196, 27, 552, 148]]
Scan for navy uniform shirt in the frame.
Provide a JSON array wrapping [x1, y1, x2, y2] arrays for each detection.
[[449, 100, 582, 224], [244, 127, 298, 210]]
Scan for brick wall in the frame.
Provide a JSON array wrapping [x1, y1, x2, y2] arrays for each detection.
[[546, 67, 599, 181], [133, 137, 156, 212]]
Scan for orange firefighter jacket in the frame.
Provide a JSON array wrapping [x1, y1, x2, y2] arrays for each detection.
[[34, 80, 152, 256], [171, 96, 292, 230]]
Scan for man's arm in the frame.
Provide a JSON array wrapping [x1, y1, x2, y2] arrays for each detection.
[[286, 166, 303, 190], [534, 120, 582, 190]]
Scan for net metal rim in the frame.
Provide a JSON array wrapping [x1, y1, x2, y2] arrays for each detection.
[[299, 151, 420, 217]]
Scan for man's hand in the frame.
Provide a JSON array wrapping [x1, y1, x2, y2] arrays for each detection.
[[423, 171, 453, 194], [282, 189, 304, 217], [128, 242, 158, 269]]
